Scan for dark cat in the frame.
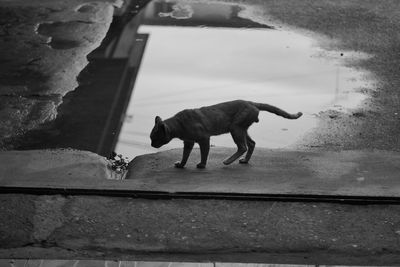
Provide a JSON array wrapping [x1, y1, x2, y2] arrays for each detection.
[[150, 100, 302, 168]]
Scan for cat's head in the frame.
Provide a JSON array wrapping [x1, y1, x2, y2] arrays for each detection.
[[150, 116, 171, 148]]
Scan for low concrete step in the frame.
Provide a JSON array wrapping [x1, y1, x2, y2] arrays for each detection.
[[1, 148, 400, 203]]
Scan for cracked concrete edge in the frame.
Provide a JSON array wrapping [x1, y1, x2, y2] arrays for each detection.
[[0, 0, 122, 146]]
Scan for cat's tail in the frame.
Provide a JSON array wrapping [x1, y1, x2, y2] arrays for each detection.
[[252, 102, 303, 119]]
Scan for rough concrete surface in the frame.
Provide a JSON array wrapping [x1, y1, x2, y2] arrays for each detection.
[[2, 195, 400, 265]]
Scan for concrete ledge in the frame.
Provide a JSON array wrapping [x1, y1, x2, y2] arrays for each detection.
[[2, 148, 400, 201], [128, 148, 400, 198]]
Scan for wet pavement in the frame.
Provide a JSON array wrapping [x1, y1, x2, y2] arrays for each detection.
[[1, 0, 379, 157], [0, 0, 118, 149], [115, 0, 372, 159], [0, 0, 399, 153], [7, 0, 149, 156]]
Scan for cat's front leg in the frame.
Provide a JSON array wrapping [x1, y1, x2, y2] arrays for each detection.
[[197, 138, 210, 169], [175, 140, 194, 168]]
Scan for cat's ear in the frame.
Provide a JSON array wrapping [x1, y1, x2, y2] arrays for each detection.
[[155, 116, 162, 125]]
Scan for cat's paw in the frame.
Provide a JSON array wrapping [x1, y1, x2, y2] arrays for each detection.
[[239, 158, 249, 164], [174, 161, 185, 168], [223, 160, 232, 165], [196, 163, 206, 169]]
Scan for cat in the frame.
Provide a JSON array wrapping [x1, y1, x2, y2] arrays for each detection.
[[150, 100, 302, 168]]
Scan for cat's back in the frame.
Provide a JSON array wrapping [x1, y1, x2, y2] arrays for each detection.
[[201, 99, 250, 114], [199, 100, 252, 126], [175, 100, 248, 118]]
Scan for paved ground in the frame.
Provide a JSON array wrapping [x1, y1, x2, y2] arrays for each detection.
[[2, 0, 400, 265]]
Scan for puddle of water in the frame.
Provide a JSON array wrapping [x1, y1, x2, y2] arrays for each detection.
[[115, 0, 371, 159]]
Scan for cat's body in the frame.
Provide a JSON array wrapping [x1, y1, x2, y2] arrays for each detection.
[[150, 100, 302, 168]]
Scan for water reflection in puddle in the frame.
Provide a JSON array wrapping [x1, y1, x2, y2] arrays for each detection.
[[115, 1, 370, 158]]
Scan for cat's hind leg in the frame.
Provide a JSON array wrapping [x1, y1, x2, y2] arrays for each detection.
[[239, 133, 255, 164], [223, 128, 247, 165], [175, 140, 194, 168], [197, 138, 210, 169]]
